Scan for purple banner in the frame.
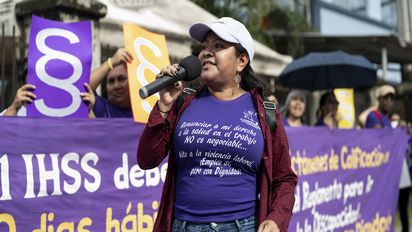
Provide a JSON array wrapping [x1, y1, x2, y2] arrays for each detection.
[[0, 117, 163, 231], [287, 127, 408, 232], [27, 15, 92, 118], [0, 118, 407, 231]]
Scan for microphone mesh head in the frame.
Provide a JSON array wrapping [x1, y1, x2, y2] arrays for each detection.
[[179, 55, 202, 81]]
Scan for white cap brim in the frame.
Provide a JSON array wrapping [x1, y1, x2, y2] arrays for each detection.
[[189, 23, 239, 45]]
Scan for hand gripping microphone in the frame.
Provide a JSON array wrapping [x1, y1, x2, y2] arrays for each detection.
[[139, 55, 202, 99]]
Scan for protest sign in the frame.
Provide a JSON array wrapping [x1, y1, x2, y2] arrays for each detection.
[[123, 23, 170, 123], [27, 15, 92, 118]]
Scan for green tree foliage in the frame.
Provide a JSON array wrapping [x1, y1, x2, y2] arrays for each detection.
[[190, 0, 310, 57]]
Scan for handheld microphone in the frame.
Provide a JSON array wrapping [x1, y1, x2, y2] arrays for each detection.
[[139, 55, 202, 99]]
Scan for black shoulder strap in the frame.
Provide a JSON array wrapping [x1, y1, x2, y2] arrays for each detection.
[[263, 100, 277, 133]]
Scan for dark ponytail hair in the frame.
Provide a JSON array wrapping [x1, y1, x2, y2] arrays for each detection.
[[234, 44, 264, 91]]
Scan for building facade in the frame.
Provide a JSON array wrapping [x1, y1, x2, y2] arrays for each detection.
[[307, 0, 412, 122]]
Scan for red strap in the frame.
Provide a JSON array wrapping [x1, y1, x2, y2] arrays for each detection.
[[372, 110, 382, 122]]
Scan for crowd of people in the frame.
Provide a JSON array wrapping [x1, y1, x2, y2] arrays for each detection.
[[1, 16, 412, 232]]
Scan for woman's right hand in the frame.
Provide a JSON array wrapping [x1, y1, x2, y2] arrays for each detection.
[[323, 112, 339, 129], [111, 48, 133, 67], [157, 64, 183, 113]]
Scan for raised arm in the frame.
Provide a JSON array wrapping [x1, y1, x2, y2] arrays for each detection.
[[89, 48, 133, 91], [136, 64, 184, 169]]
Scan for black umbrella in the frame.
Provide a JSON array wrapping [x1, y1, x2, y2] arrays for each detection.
[[279, 50, 377, 90]]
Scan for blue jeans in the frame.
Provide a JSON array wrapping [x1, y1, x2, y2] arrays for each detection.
[[172, 215, 257, 232]]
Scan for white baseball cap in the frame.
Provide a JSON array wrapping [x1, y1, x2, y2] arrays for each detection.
[[189, 17, 255, 62], [377, 85, 395, 98]]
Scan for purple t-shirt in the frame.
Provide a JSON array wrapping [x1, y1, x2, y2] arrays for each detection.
[[93, 94, 132, 118], [365, 111, 391, 128], [173, 89, 264, 222], [282, 118, 290, 127]]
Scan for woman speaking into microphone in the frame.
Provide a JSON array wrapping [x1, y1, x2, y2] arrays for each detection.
[[137, 17, 297, 232]]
